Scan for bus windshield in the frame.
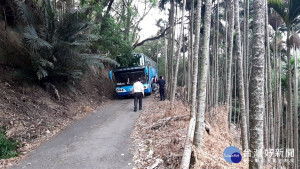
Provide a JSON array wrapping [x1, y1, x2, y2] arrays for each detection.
[[114, 70, 148, 86]]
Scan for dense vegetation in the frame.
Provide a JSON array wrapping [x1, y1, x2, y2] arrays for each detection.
[[0, 128, 19, 159], [0, 0, 157, 84]]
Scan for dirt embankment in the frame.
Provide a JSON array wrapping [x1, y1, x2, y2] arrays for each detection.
[[0, 65, 115, 168], [131, 95, 190, 169], [132, 96, 249, 169], [193, 106, 248, 169]]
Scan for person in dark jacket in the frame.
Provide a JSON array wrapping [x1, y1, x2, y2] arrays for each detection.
[[157, 76, 165, 101]]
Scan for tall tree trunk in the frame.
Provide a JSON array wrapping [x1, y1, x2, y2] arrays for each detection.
[[165, 36, 168, 83], [234, 0, 248, 150], [170, 0, 176, 99], [277, 43, 282, 158], [171, 0, 186, 108], [273, 24, 278, 150], [210, 20, 215, 112], [263, 1, 268, 152], [226, 0, 234, 129], [294, 49, 299, 169], [234, 56, 237, 124], [180, 0, 202, 167], [183, 32, 186, 89], [223, 3, 228, 104], [286, 28, 293, 151], [284, 28, 293, 164], [265, 0, 274, 150], [244, 0, 250, 141], [272, 22, 282, 167], [167, 0, 175, 99], [249, 0, 265, 168], [194, 0, 212, 149], [215, 0, 219, 106], [187, 8, 194, 103], [264, 49, 269, 151], [190, 0, 202, 119]]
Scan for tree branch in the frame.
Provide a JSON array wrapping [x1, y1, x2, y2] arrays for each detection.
[[104, 0, 115, 16], [132, 26, 170, 49]]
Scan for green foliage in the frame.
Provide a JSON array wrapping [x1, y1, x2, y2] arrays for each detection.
[[97, 16, 132, 60], [135, 39, 163, 61], [1, 0, 157, 86], [1, 0, 119, 83], [24, 26, 53, 51], [49, 9, 118, 82], [23, 25, 54, 80], [116, 53, 141, 68], [0, 128, 20, 159], [158, 56, 165, 76]]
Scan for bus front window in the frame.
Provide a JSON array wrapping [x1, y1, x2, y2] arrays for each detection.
[[115, 70, 146, 86]]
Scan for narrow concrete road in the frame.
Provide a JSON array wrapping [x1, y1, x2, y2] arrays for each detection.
[[11, 98, 141, 169]]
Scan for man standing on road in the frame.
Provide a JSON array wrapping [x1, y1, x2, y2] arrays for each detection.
[[133, 78, 144, 112], [157, 76, 165, 101]]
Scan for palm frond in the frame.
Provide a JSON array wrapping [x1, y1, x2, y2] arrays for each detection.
[[36, 66, 48, 80], [80, 54, 120, 66], [36, 57, 54, 69], [24, 26, 52, 51], [289, 0, 300, 23], [268, 0, 288, 23], [32, 55, 54, 80]]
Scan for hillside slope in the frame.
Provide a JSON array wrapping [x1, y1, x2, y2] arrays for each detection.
[[193, 107, 248, 168], [131, 96, 248, 169], [0, 65, 115, 168]]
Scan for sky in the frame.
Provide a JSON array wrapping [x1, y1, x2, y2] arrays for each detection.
[[72, 0, 168, 40], [138, 6, 169, 40]]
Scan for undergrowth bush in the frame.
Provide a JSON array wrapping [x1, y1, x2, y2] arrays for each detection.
[[0, 128, 20, 159]]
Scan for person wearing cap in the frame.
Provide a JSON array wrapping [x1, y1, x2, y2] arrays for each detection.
[[132, 78, 144, 112]]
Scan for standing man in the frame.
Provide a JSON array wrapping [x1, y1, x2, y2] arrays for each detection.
[[133, 78, 144, 112], [157, 76, 165, 101]]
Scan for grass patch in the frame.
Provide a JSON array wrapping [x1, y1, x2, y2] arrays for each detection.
[[0, 127, 20, 159]]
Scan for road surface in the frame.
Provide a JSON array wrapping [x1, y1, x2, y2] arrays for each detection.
[[10, 98, 141, 169]]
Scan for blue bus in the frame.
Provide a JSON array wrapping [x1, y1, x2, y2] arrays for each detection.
[[109, 53, 158, 97]]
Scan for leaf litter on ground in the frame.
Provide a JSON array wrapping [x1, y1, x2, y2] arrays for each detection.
[[131, 94, 252, 169]]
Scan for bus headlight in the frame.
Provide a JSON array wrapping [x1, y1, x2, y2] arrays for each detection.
[[116, 88, 126, 92]]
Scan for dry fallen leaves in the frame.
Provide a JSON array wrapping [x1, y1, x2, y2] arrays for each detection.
[[131, 97, 252, 169], [131, 95, 190, 169]]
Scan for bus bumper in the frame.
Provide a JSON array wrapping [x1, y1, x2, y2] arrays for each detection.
[[116, 92, 132, 97]]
